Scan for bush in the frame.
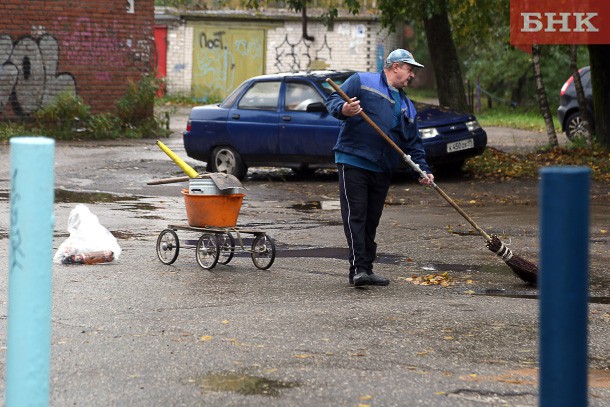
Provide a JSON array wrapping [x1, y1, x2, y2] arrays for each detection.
[[115, 74, 163, 126], [0, 75, 171, 141], [33, 91, 91, 140]]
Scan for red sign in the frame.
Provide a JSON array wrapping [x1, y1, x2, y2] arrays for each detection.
[[510, 0, 610, 44]]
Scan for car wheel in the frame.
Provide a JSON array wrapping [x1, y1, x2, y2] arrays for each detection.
[[565, 112, 585, 140], [210, 146, 247, 179]]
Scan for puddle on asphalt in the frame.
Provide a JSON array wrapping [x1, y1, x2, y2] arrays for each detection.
[[0, 189, 138, 204], [476, 289, 610, 304], [191, 373, 299, 396], [290, 200, 341, 211], [54, 188, 139, 204]]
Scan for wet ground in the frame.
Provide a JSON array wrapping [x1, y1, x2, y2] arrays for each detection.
[[0, 113, 608, 406]]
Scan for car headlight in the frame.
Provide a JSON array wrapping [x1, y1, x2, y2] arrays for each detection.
[[466, 120, 481, 132], [419, 127, 439, 139]]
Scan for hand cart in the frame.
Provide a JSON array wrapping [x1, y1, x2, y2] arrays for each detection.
[[156, 224, 276, 270]]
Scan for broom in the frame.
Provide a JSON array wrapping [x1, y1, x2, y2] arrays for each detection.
[[326, 78, 538, 284]]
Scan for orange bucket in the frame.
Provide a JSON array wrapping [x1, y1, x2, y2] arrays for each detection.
[[182, 189, 244, 227]]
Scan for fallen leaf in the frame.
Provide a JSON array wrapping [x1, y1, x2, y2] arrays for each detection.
[[294, 354, 314, 359], [359, 395, 373, 401], [200, 335, 213, 342]]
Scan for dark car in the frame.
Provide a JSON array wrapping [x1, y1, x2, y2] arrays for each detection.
[[183, 71, 487, 179], [557, 66, 594, 139]]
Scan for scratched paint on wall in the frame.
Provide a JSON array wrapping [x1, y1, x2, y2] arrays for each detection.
[[0, 34, 76, 116], [191, 25, 264, 100]]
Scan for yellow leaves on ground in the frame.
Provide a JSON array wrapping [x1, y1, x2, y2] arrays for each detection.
[[200, 335, 213, 342], [466, 146, 610, 183], [398, 272, 453, 287]]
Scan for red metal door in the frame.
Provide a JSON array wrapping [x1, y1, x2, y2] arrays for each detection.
[[154, 26, 168, 95]]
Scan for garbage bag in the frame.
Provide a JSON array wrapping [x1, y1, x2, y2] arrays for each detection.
[[53, 204, 121, 264]]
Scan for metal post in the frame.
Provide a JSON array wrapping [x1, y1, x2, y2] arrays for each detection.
[[5, 137, 55, 407], [539, 166, 590, 407]]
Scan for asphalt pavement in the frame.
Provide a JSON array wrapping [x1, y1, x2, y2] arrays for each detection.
[[0, 111, 607, 406]]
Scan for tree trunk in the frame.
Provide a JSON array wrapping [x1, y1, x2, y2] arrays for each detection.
[[422, 0, 469, 112], [531, 44, 558, 147], [569, 45, 592, 143], [587, 44, 610, 148]]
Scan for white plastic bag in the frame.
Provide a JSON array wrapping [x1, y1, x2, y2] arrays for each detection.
[[53, 204, 122, 264]]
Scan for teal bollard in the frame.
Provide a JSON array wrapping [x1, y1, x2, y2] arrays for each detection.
[[539, 166, 590, 407], [5, 137, 55, 406]]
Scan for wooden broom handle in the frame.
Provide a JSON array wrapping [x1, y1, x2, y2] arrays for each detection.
[[325, 78, 492, 242]]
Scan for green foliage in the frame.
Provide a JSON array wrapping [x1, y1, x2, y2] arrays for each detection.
[[33, 92, 91, 140], [0, 75, 170, 142], [115, 75, 162, 126], [475, 106, 561, 132], [85, 113, 122, 139], [0, 121, 29, 140]]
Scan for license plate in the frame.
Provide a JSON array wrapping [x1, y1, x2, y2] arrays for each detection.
[[446, 138, 474, 153]]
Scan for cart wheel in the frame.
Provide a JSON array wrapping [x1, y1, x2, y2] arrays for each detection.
[[217, 232, 235, 265], [156, 229, 180, 265], [250, 234, 276, 270], [196, 233, 220, 270]]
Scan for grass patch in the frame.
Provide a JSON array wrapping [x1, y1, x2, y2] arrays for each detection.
[[465, 145, 610, 183], [476, 106, 562, 132]]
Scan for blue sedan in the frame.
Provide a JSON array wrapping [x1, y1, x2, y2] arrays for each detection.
[[183, 70, 487, 179]]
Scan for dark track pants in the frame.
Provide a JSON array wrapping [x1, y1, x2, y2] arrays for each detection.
[[337, 163, 391, 279]]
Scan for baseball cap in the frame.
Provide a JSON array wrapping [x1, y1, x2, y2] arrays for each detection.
[[386, 49, 424, 68]]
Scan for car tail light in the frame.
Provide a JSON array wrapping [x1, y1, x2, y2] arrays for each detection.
[[186, 119, 191, 132], [560, 76, 574, 96]]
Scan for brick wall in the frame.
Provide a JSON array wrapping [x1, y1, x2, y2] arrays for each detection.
[[158, 9, 401, 97], [266, 20, 399, 74], [0, 0, 154, 119]]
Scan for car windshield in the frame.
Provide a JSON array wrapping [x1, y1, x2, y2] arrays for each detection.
[[221, 81, 249, 108]]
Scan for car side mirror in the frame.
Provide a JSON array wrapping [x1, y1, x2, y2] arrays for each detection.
[[306, 102, 328, 113]]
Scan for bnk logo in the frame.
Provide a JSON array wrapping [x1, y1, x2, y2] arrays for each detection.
[[521, 12, 599, 32], [511, 0, 610, 45]]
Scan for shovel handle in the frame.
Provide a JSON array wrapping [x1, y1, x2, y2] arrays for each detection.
[[325, 78, 492, 242]]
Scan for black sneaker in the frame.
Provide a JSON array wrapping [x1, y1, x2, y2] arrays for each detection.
[[367, 273, 390, 286], [353, 272, 371, 287]]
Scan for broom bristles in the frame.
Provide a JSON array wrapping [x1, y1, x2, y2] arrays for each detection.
[[486, 235, 538, 285]]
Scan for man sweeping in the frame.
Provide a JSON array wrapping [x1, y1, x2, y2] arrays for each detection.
[[325, 48, 435, 287]]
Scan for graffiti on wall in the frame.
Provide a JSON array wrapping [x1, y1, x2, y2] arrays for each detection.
[[0, 34, 76, 116], [192, 27, 264, 99], [273, 34, 332, 72], [193, 30, 232, 98], [53, 17, 152, 74]]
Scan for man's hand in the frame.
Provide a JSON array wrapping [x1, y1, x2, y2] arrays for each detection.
[[341, 97, 362, 117], [418, 172, 434, 186]]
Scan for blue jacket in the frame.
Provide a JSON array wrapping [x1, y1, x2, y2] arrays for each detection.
[[325, 71, 431, 175]]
